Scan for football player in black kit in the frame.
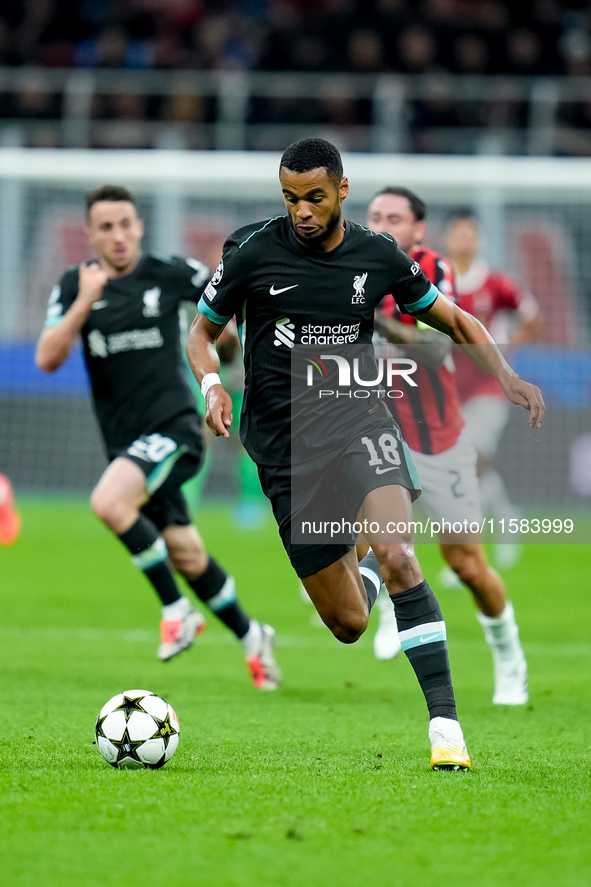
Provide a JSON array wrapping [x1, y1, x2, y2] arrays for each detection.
[[35, 185, 280, 691], [186, 139, 545, 769]]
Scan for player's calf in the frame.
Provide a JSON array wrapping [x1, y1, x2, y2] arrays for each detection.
[[442, 543, 492, 591]]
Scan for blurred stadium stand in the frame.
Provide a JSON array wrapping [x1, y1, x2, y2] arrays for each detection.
[[1, 1, 591, 154]]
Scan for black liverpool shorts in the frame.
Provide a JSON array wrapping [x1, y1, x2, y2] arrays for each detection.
[[258, 410, 421, 579], [110, 411, 204, 531]]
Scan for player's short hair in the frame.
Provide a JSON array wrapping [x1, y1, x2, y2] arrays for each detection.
[[85, 185, 136, 217], [280, 138, 343, 185], [372, 186, 427, 222], [446, 207, 477, 225]]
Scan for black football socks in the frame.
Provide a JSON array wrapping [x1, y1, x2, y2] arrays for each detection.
[[391, 579, 458, 721], [188, 557, 250, 639], [118, 515, 181, 606]]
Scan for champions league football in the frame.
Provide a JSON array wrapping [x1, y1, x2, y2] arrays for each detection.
[[95, 689, 180, 770]]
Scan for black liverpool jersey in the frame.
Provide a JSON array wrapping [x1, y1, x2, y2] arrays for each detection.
[[197, 216, 439, 466], [44, 254, 210, 451]]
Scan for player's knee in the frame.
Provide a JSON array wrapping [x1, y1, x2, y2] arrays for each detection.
[[328, 607, 368, 644], [169, 548, 208, 578], [445, 550, 482, 587], [331, 619, 366, 644], [378, 545, 419, 588], [90, 486, 116, 525], [90, 486, 134, 534]]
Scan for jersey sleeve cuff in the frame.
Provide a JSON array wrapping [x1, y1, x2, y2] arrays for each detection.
[[405, 282, 440, 316], [197, 298, 233, 325]]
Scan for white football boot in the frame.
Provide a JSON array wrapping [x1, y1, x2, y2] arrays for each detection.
[[158, 601, 206, 661], [243, 621, 282, 690], [429, 717, 471, 771]]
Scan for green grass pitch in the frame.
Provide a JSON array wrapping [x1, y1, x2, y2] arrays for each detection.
[[1, 498, 590, 887]]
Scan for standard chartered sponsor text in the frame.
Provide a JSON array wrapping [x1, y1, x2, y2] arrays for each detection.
[[301, 322, 360, 345], [109, 327, 164, 353]]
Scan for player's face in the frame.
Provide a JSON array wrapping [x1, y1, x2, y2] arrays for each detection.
[[366, 193, 425, 254], [86, 200, 144, 275], [445, 218, 480, 261], [280, 167, 349, 251]]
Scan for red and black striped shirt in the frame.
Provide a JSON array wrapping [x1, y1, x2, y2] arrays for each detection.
[[381, 245, 465, 455]]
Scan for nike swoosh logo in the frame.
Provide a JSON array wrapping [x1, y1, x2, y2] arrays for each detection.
[[375, 466, 399, 474], [270, 284, 298, 295], [92, 300, 108, 310], [419, 632, 446, 644]]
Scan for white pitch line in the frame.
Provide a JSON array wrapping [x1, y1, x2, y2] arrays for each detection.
[[0, 625, 589, 656], [0, 625, 340, 649]]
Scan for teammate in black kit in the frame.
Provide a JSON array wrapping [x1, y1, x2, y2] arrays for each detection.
[[35, 185, 280, 690], [186, 139, 544, 769]]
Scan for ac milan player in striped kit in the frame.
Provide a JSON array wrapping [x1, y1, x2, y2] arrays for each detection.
[[367, 187, 528, 706]]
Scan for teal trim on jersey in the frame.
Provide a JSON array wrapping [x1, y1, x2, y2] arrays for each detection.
[[238, 216, 282, 249], [205, 576, 237, 613], [131, 536, 168, 571], [407, 282, 440, 316], [236, 321, 245, 355], [198, 299, 233, 325], [401, 438, 422, 494], [357, 223, 394, 243], [146, 444, 188, 495], [44, 316, 64, 328], [399, 620, 447, 652]]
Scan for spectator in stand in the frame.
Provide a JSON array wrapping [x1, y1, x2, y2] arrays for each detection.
[[446, 33, 492, 135], [10, 72, 61, 121], [3, 0, 591, 155], [393, 21, 446, 150], [504, 28, 547, 76], [450, 33, 491, 75], [92, 89, 153, 149], [75, 23, 154, 69], [347, 27, 387, 73], [394, 24, 440, 73]]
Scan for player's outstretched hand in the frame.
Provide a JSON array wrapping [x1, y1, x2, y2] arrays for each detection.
[[205, 385, 233, 438], [500, 375, 545, 429]]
